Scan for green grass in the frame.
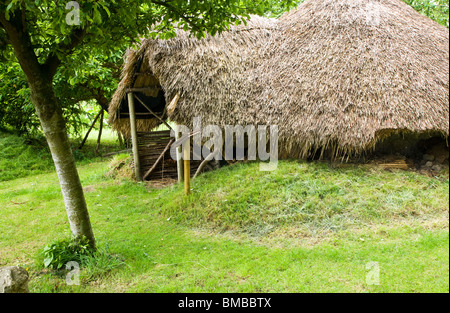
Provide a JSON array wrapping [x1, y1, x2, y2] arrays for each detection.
[[0, 128, 121, 182], [0, 132, 54, 181], [155, 162, 449, 239], [0, 133, 448, 292]]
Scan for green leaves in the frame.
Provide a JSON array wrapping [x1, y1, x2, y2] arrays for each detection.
[[1, 0, 303, 69], [404, 0, 449, 27], [41, 236, 94, 270], [3, 0, 20, 20]]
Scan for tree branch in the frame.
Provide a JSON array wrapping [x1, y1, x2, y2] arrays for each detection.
[[1, 7, 87, 81], [42, 26, 87, 79], [78, 76, 112, 113], [0, 29, 9, 47], [151, 0, 203, 32], [0, 8, 42, 81]]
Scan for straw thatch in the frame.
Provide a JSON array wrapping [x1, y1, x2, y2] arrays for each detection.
[[109, 0, 449, 159]]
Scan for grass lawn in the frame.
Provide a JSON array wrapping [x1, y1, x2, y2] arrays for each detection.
[[0, 128, 122, 182], [0, 129, 448, 292]]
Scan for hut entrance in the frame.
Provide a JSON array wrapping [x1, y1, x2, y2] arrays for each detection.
[[109, 54, 214, 183], [118, 70, 205, 182], [134, 129, 204, 181], [118, 54, 168, 121], [118, 88, 166, 120], [370, 132, 449, 173]]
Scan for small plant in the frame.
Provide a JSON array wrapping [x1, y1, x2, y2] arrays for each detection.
[[41, 236, 94, 270], [38, 238, 126, 284]]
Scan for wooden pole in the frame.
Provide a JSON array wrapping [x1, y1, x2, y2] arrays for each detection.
[[95, 110, 104, 155], [78, 110, 102, 150], [128, 92, 142, 181], [175, 125, 184, 184], [184, 140, 190, 195], [134, 94, 173, 131], [193, 150, 217, 179], [117, 131, 124, 148]]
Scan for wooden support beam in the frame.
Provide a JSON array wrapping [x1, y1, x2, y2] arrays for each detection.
[[117, 131, 124, 148], [128, 92, 142, 181], [120, 113, 156, 116], [172, 130, 202, 149], [95, 110, 104, 155], [175, 125, 184, 184], [167, 93, 180, 115], [126, 87, 160, 93], [134, 94, 173, 131], [78, 110, 102, 150], [184, 141, 191, 195], [193, 150, 218, 179]]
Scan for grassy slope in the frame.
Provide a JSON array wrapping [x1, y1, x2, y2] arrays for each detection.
[[156, 162, 449, 237], [0, 132, 54, 181], [0, 133, 448, 292], [0, 129, 121, 182]]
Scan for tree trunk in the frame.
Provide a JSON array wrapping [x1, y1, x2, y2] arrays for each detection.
[[30, 80, 96, 249], [1, 9, 95, 249]]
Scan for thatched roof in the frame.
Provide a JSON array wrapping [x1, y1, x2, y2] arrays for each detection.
[[109, 0, 449, 159]]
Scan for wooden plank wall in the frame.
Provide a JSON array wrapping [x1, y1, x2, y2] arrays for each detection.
[[136, 130, 202, 181]]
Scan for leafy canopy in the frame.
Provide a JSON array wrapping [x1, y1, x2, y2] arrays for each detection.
[[0, 0, 297, 136], [1, 0, 297, 63]]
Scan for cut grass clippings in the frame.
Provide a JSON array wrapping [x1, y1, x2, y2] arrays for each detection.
[[155, 161, 449, 239]]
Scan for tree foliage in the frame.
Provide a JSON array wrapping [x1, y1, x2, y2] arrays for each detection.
[[404, 0, 449, 27], [0, 58, 99, 136], [0, 0, 298, 137]]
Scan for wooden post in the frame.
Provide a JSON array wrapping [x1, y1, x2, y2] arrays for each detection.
[[175, 125, 184, 184], [78, 110, 102, 150], [128, 92, 142, 181], [134, 94, 173, 131], [184, 139, 190, 195], [95, 110, 104, 155], [117, 131, 124, 148]]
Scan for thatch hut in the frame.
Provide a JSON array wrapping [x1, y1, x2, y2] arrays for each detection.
[[109, 0, 449, 178]]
